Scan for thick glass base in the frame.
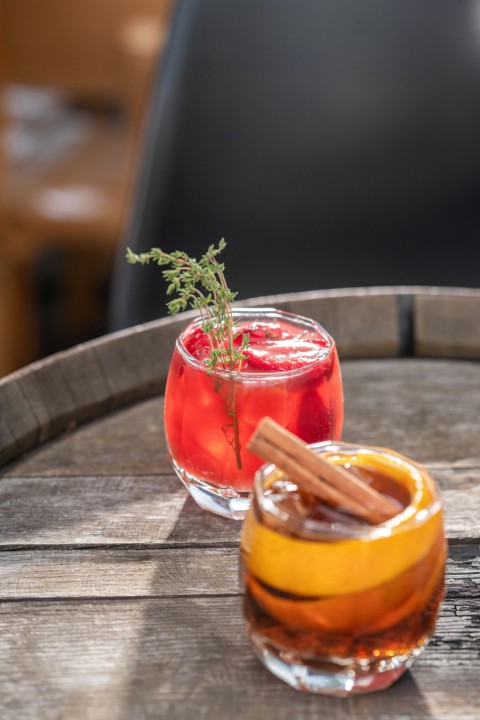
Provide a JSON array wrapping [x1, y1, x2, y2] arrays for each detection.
[[250, 633, 426, 696], [171, 458, 251, 520]]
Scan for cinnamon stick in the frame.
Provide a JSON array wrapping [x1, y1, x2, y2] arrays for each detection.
[[248, 417, 399, 524]]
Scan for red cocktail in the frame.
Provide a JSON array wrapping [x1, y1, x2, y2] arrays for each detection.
[[164, 308, 343, 518]]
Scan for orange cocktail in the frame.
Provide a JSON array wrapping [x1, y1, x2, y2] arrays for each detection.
[[164, 309, 343, 519], [241, 443, 446, 695]]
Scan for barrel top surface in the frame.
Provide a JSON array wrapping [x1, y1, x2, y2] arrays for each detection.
[[2, 285, 480, 468], [1, 286, 479, 719]]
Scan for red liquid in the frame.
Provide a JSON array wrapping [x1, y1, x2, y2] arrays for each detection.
[[164, 312, 343, 492]]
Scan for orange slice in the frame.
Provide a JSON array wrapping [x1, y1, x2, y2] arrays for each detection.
[[241, 449, 442, 597], [247, 531, 446, 634]]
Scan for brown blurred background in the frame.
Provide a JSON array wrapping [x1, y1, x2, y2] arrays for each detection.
[[0, 0, 175, 377], [4, 0, 480, 378]]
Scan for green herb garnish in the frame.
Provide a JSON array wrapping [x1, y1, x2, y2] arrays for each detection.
[[126, 238, 247, 468]]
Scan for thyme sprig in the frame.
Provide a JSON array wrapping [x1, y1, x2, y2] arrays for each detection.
[[126, 239, 247, 469], [126, 239, 248, 373]]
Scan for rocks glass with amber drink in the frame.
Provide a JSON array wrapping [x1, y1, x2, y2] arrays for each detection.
[[164, 308, 343, 519], [241, 439, 446, 695]]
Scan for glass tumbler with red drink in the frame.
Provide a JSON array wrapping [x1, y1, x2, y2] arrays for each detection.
[[164, 308, 343, 518]]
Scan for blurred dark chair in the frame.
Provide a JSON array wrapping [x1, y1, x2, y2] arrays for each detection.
[[110, 0, 480, 331]]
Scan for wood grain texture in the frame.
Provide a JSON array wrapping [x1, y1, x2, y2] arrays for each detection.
[[0, 375, 39, 466], [414, 291, 480, 358], [243, 287, 402, 358], [0, 467, 476, 548], [0, 476, 242, 549], [10, 347, 111, 444], [0, 310, 193, 468], [0, 545, 476, 600], [5, 358, 480, 478], [2, 397, 170, 478], [341, 359, 480, 466], [90, 313, 194, 408], [1, 287, 479, 470], [0, 299, 479, 720], [0, 547, 240, 599], [0, 597, 477, 720], [1, 359, 478, 549]]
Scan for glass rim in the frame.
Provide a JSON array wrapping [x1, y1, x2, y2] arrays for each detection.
[[175, 307, 336, 381], [253, 441, 443, 540]]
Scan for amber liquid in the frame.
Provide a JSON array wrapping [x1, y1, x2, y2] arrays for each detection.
[[243, 550, 445, 662], [242, 468, 446, 663]]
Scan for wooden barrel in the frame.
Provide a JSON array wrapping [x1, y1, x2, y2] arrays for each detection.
[[2, 285, 480, 467]]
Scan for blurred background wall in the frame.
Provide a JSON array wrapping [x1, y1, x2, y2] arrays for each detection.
[[2, 0, 480, 377], [0, 0, 175, 377], [110, 0, 480, 332]]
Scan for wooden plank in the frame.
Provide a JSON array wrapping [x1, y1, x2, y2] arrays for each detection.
[[0, 376, 39, 466], [91, 287, 402, 411], [1, 288, 478, 470], [0, 597, 477, 720], [0, 474, 241, 548], [11, 347, 111, 444], [0, 358, 479, 547], [0, 311, 193, 469], [0, 547, 240, 599], [414, 291, 480, 358], [342, 359, 480, 466], [91, 313, 194, 408], [0, 544, 476, 600], [1, 396, 169, 477], [0, 467, 477, 548], [0, 470, 476, 552], [0, 301, 477, 720], [5, 358, 480, 479], [0, 342, 112, 465], [447, 544, 480, 598], [433, 467, 480, 542], [51, 344, 112, 424], [243, 288, 402, 358]]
